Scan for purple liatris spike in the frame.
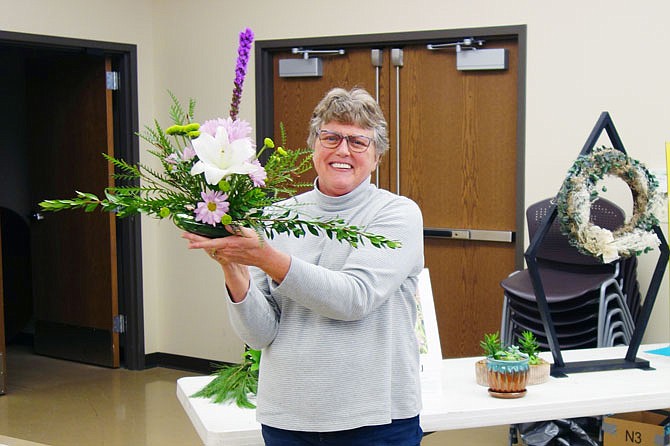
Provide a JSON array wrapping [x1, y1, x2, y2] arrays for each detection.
[[229, 28, 254, 121]]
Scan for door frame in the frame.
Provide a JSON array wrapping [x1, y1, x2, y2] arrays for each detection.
[[0, 30, 145, 370], [255, 24, 527, 269]]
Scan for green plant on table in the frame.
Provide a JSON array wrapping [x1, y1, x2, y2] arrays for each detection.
[[492, 344, 528, 361], [517, 330, 543, 365], [479, 332, 503, 358]]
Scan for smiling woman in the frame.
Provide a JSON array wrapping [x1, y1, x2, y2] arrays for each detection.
[[311, 121, 379, 197], [306, 87, 389, 198], [183, 86, 426, 445]]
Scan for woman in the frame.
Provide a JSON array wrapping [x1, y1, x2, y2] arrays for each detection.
[[183, 87, 425, 445]]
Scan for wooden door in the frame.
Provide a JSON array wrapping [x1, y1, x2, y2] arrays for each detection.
[[395, 42, 518, 357], [269, 35, 519, 358], [26, 55, 119, 367], [271, 47, 392, 189]]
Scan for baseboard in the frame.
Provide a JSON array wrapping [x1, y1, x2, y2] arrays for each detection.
[[144, 352, 231, 375], [8, 333, 228, 374]]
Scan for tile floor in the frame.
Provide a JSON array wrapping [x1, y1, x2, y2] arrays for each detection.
[[0, 344, 510, 445]]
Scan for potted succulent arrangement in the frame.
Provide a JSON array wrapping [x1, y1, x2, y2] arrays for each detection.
[[486, 343, 530, 398], [477, 331, 530, 398], [517, 330, 551, 385], [476, 330, 551, 389]]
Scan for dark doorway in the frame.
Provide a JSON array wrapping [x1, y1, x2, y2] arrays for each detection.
[[0, 31, 145, 383]]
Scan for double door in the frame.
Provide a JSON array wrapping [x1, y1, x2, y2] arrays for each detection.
[[260, 29, 523, 357]]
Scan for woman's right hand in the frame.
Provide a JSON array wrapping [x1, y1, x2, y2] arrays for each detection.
[[181, 231, 251, 302]]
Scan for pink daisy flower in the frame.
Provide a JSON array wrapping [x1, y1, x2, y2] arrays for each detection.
[[194, 190, 229, 226], [249, 159, 267, 187]]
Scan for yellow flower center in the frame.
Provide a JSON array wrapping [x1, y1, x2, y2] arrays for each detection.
[[207, 202, 218, 212]]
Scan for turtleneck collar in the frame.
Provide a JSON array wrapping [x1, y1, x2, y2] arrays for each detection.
[[312, 176, 375, 212]]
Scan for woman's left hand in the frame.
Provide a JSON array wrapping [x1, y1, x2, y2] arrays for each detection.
[[181, 226, 291, 286], [181, 225, 263, 265]]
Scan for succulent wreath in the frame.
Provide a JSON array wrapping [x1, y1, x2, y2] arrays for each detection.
[[556, 146, 662, 263]]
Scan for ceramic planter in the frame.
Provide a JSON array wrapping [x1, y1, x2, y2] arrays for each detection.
[[527, 359, 551, 385], [475, 359, 488, 386], [486, 356, 529, 398], [477, 357, 550, 387]]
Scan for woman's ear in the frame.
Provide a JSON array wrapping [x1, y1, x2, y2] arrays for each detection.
[[372, 154, 381, 172]]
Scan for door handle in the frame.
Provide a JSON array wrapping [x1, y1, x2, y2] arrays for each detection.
[[371, 49, 382, 188], [392, 48, 403, 195], [424, 227, 514, 243]]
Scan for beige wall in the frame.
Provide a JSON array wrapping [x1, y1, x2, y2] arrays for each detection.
[[2, 0, 669, 362]]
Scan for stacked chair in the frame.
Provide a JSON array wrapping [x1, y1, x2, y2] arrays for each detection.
[[621, 255, 643, 324], [500, 197, 639, 350]]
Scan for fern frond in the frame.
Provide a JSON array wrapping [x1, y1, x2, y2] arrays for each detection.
[[101, 153, 138, 171], [188, 98, 197, 122], [279, 122, 288, 147], [168, 90, 187, 124]]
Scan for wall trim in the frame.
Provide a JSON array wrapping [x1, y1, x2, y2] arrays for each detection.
[[145, 352, 229, 375]]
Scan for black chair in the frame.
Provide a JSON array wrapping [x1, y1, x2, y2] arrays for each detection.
[[621, 256, 642, 324], [500, 197, 636, 349]]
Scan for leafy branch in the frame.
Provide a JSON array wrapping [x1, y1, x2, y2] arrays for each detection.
[[249, 213, 401, 249], [191, 348, 260, 408], [39, 193, 402, 249]]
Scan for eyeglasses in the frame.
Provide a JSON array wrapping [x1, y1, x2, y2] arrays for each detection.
[[317, 130, 374, 153]]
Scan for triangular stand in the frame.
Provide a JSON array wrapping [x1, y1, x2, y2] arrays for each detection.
[[525, 112, 669, 377]]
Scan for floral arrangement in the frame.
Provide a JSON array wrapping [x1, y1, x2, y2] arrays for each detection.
[[38, 28, 400, 250], [39, 28, 400, 408], [556, 146, 662, 263]]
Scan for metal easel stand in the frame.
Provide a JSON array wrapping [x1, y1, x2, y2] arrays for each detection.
[[526, 112, 669, 378]]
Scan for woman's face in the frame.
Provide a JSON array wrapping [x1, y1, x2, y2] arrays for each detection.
[[312, 121, 379, 197]]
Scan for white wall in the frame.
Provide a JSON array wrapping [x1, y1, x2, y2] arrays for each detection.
[[2, 0, 669, 362]]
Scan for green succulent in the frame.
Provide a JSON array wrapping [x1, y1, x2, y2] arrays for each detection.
[[517, 330, 542, 365], [492, 344, 528, 361], [479, 332, 502, 358]]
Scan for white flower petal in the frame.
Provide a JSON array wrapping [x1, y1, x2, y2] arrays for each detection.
[[190, 161, 205, 175], [190, 126, 257, 185]]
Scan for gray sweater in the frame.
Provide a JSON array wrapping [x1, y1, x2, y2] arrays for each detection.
[[227, 178, 425, 432]]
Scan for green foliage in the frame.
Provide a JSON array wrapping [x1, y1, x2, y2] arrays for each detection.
[[479, 332, 502, 357], [480, 331, 529, 361], [492, 345, 527, 361], [167, 90, 195, 124], [191, 348, 261, 408], [517, 330, 542, 365]]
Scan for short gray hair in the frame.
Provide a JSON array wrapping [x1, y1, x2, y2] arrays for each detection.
[[307, 87, 389, 158]]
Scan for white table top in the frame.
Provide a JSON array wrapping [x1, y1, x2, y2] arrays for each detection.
[[177, 344, 670, 446]]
